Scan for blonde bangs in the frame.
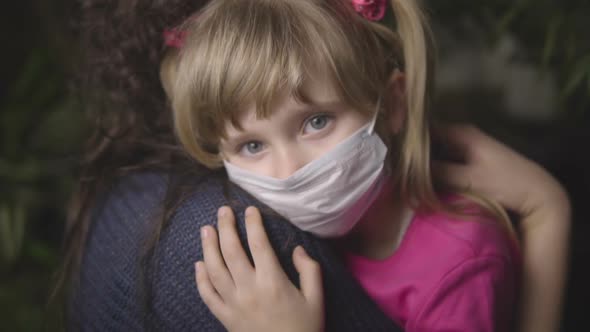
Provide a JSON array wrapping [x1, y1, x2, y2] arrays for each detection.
[[168, 0, 396, 167]]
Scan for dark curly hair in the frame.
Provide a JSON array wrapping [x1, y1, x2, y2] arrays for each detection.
[[58, 0, 212, 318]]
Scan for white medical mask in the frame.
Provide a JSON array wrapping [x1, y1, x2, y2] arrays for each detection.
[[223, 109, 388, 238]]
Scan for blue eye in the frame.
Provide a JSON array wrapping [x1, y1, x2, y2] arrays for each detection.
[[240, 141, 264, 155], [304, 114, 331, 133]]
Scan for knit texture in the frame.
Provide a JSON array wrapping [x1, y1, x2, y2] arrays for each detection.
[[70, 172, 402, 331]]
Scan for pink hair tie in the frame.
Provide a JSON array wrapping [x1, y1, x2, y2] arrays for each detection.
[[163, 27, 187, 49], [351, 0, 387, 21]]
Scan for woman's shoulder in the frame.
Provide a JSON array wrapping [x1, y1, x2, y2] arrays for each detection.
[[76, 172, 235, 330], [85, 171, 250, 273], [92, 172, 168, 228], [77, 171, 403, 331], [92, 172, 232, 231]]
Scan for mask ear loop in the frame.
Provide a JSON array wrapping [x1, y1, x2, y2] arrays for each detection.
[[367, 97, 381, 135]]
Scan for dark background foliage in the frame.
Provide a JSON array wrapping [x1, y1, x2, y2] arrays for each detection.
[[0, 0, 588, 330]]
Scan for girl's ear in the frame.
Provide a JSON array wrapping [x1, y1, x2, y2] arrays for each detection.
[[386, 69, 407, 135]]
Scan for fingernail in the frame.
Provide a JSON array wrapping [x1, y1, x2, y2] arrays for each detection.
[[218, 206, 227, 218], [245, 206, 255, 216], [194, 261, 200, 273], [201, 227, 209, 239], [295, 245, 306, 256]]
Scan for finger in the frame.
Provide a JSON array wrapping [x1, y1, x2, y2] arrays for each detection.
[[201, 225, 235, 299], [431, 123, 481, 162], [431, 160, 472, 190], [217, 206, 254, 286], [244, 206, 284, 277], [292, 246, 324, 311], [195, 261, 229, 322]]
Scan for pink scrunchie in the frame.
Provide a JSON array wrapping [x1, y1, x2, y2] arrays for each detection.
[[163, 28, 188, 48], [351, 0, 387, 21]]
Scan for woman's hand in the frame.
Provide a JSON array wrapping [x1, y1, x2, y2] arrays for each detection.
[[432, 124, 571, 332], [195, 206, 324, 332], [432, 124, 569, 219]]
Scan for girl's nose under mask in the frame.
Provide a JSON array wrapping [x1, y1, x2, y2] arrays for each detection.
[[224, 110, 388, 238]]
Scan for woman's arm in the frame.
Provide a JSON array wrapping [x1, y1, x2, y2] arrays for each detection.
[[433, 124, 571, 332]]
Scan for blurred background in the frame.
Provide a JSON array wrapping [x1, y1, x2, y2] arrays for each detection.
[[1, 0, 589, 330]]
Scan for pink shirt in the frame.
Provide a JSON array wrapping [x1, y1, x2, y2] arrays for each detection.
[[345, 208, 520, 331]]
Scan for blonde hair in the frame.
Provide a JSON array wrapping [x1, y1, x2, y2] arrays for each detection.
[[161, 0, 514, 234]]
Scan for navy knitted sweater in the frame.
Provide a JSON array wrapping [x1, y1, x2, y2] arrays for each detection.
[[70, 173, 402, 331]]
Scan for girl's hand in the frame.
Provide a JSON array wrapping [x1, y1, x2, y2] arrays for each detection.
[[432, 124, 570, 332], [195, 206, 324, 332]]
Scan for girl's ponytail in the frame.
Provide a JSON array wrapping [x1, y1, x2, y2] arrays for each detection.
[[389, 0, 437, 206], [388, 1, 512, 230]]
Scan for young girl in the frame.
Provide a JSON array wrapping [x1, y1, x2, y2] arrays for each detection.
[[160, 0, 523, 330]]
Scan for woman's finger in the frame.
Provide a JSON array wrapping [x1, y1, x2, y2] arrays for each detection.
[[217, 206, 254, 287], [431, 160, 473, 190], [292, 246, 324, 311], [244, 206, 284, 278], [195, 261, 229, 321], [201, 225, 235, 299], [431, 124, 481, 162]]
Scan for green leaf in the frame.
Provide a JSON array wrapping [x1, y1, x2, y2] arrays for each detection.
[[9, 51, 46, 100], [0, 204, 13, 262], [562, 54, 590, 98], [0, 203, 27, 265], [496, 0, 530, 36], [28, 98, 86, 154], [26, 241, 59, 267], [542, 14, 564, 68], [12, 204, 26, 258], [0, 159, 41, 182]]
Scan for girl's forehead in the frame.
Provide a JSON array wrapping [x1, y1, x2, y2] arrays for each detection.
[[257, 71, 343, 113], [225, 76, 348, 132], [300, 74, 341, 102]]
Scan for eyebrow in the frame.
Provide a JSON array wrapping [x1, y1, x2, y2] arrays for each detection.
[[297, 100, 347, 112]]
